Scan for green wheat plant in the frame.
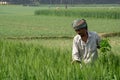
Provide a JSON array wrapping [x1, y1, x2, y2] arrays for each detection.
[[0, 39, 120, 80], [35, 8, 120, 19]]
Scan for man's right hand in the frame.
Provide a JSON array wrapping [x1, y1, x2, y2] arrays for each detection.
[[71, 60, 81, 64]]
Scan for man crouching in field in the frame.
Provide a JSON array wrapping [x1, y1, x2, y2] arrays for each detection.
[[71, 19, 101, 66]]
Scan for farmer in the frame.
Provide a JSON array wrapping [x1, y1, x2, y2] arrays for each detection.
[[71, 19, 101, 65]]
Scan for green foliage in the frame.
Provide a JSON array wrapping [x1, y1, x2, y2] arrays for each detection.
[[0, 40, 120, 80], [0, 5, 120, 80], [35, 8, 120, 19], [99, 38, 112, 65], [0, 5, 120, 38], [100, 38, 111, 53], [98, 38, 120, 80]]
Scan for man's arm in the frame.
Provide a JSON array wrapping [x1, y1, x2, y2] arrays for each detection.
[[72, 37, 81, 64]]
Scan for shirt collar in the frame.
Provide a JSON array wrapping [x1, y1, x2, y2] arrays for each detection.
[[78, 31, 91, 40], [78, 31, 92, 45]]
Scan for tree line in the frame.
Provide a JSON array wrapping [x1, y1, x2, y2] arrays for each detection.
[[1, 0, 120, 4]]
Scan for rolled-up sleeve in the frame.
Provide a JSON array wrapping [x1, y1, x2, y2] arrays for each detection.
[[72, 38, 81, 62]]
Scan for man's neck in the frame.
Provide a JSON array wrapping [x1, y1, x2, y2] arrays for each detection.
[[81, 32, 88, 43]]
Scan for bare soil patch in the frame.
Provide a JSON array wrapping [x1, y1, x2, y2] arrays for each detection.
[[5, 32, 120, 40]]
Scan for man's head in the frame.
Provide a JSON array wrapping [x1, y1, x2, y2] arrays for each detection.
[[72, 19, 88, 37], [72, 19, 87, 30]]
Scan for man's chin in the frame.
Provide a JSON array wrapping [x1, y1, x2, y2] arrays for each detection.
[[79, 34, 84, 37]]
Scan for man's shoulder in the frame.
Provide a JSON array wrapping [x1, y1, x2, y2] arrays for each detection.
[[89, 31, 97, 35], [73, 35, 81, 40], [89, 31, 99, 36], [89, 31, 100, 40]]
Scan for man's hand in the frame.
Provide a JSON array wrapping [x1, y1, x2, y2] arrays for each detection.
[[71, 60, 81, 64]]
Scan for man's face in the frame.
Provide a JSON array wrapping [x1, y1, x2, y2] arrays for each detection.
[[75, 28, 87, 37]]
